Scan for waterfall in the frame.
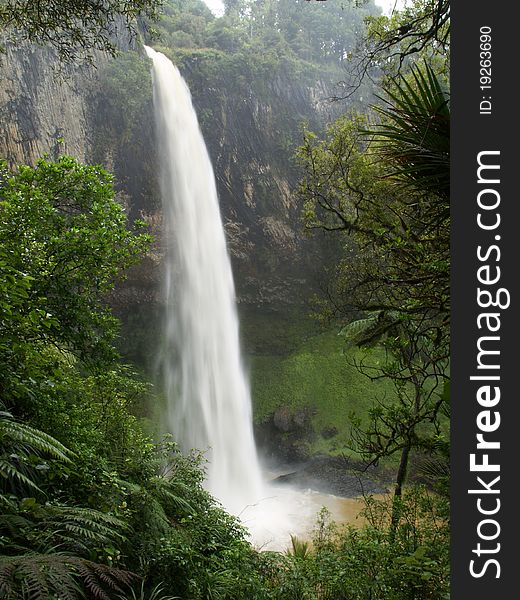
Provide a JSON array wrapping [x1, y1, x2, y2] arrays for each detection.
[[144, 47, 331, 551], [145, 46, 263, 515]]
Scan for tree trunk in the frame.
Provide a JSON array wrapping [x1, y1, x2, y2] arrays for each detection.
[[390, 441, 411, 540]]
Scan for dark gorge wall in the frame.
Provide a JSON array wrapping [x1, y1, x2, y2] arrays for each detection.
[[0, 45, 100, 167], [191, 67, 340, 307], [0, 22, 136, 167]]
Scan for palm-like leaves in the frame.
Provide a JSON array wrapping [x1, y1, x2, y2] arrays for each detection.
[[339, 311, 401, 348], [287, 535, 311, 560], [0, 409, 72, 495], [370, 63, 450, 200]]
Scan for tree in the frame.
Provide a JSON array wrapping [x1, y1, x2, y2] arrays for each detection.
[[364, 0, 450, 69], [346, 0, 450, 95], [0, 156, 151, 386], [0, 161, 261, 595], [0, 0, 162, 62], [298, 63, 450, 520]]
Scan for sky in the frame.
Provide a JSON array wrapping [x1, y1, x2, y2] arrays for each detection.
[[201, 0, 405, 18]]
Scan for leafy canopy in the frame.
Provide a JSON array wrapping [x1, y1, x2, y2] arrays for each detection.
[[297, 62, 450, 507], [0, 156, 151, 375], [0, 0, 162, 62]]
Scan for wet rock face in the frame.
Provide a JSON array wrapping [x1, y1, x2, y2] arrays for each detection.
[[273, 407, 293, 433], [191, 72, 339, 308], [0, 45, 99, 167], [321, 425, 339, 440], [272, 406, 315, 433], [272, 455, 389, 498], [0, 22, 134, 167], [255, 406, 318, 463]]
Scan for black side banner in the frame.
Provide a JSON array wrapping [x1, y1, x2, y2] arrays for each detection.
[[452, 1, 519, 596]]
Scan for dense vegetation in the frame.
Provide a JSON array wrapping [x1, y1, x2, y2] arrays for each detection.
[[297, 63, 450, 499], [0, 157, 448, 597], [250, 327, 396, 458], [0, 1, 450, 598], [143, 0, 379, 116], [147, 0, 378, 63]]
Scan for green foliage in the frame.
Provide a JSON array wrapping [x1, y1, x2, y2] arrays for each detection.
[[0, 156, 151, 375], [297, 59, 450, 551], [117, 581, 179, 600], [0, 408, 72, 495], [0, 2, 452, 597], [0, 409, 138, 599], [239, 488, 449, 600], [0, 403, 260, 599], [154, 0, 216, 49], [287, 535, 311, 560], [0, 554, 137, 600], [251, 327, 394, 457], [306, 489, 448, 599], [96, 52, 153, 147], [370, 63, 450, 199], [0, 154, 158, 598], [0, 0, 161, 63], [144, 0, 378, 103], [363, 0, 450, 76], [214, 0, 379, 64]]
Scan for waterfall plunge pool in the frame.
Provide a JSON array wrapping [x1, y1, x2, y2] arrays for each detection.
[[236, 480, 379, 552]]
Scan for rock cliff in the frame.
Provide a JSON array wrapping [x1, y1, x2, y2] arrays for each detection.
[[0, 45, 99, 167]]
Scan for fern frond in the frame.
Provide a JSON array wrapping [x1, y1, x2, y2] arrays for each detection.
[[36, 505, 128, 553], [339, 311, 400, 348], [0, 410, 73, 495], [149, 477, 195, 514], [0, 511, 32, 535], [0, 554, 80, 600], [1, 418, 73, 463], [0, 553, 137, 600], [74, 559, 138, 599]]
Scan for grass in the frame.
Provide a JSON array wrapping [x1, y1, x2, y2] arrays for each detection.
[[246, 320, 396, 457], [122, 303, 399, 459]]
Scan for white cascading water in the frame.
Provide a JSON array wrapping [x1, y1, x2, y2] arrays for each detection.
[[145, 46, 351, 550], [145, 46, 263, 516]]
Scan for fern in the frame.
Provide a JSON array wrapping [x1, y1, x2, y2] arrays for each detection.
[[0, 459, 40, 493], [0, 554, 137, 600], [0, 409, 73, 496], [0, 554, 81, 600], [1, 419, 72, 462], [30, 504, 128, 555], [74, 559, 137, 600], [148, 476, 195, 514], [339, 311, 400, 348]]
